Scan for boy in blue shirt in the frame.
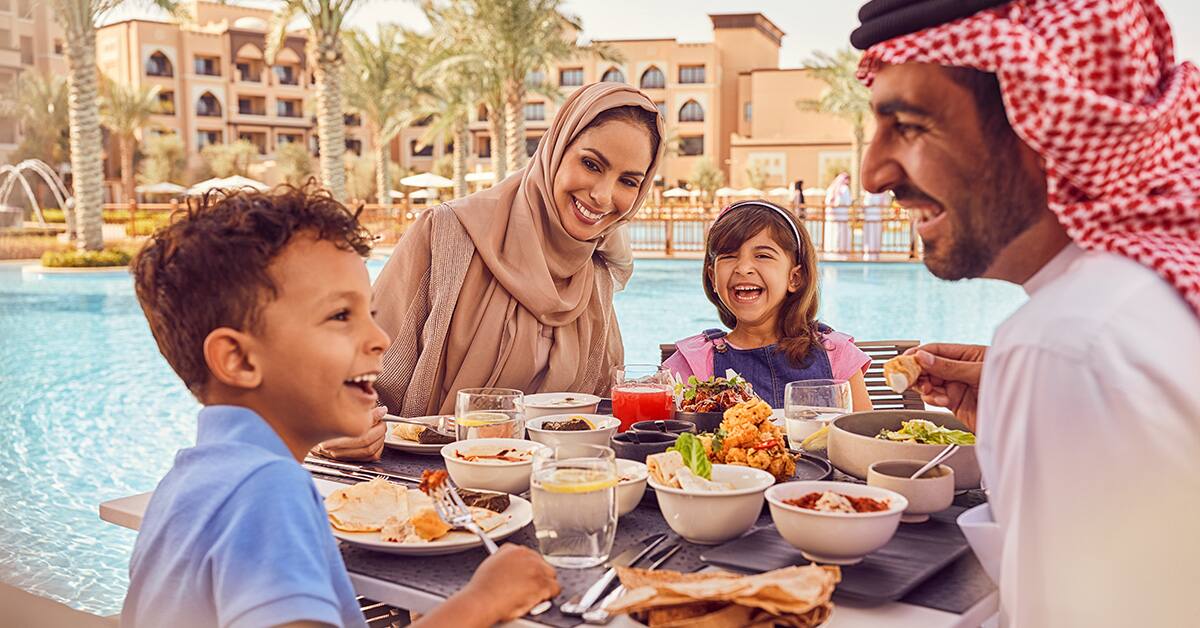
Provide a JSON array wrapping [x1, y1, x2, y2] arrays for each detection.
[[123, 186, 558, 627]]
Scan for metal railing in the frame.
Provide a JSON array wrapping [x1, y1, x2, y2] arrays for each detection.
[[91, 200, 923, 259]]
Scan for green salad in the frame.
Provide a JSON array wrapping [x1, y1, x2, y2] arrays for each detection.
[[876, 419, 976, 446], [667, 433, 712, 480]]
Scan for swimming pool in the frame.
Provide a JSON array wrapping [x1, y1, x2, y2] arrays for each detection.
[[0, 258, 1025, 615]]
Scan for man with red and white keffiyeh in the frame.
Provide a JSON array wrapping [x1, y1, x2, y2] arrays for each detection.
[[852, 0, 1200, 625]]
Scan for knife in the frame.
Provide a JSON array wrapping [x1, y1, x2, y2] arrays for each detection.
[[304, 457, 421, 484], [583, 543, 682, 624], [560, 533, 669, 616]]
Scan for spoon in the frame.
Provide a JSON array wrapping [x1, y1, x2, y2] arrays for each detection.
[[910, 444, 959, 479]]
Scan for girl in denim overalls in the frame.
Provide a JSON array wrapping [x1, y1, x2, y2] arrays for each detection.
[[663, 201, 874, 411]]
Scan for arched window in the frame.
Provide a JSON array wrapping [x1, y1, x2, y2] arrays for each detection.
[[640, 66, 665, 89], [601, 67, 625, 83], [196, 92, 222, 117], [146, 51, 173, 77], [679, 99, 704, 122]]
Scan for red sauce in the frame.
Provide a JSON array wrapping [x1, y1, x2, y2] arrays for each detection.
[[785, 491, 890, 513]]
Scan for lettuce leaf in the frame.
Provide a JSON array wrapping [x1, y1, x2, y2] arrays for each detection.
[[876, 419, 976, 445], [668, 433, 712, 480]]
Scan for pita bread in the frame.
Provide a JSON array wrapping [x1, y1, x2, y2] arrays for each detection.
[[883, 354, 922, 394], [325, 478, 408, 532], [647, 450, 686, 486], [607, 565, 840, 620]]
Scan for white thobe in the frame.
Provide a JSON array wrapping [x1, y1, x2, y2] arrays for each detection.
[[978, 243, 1200, 627]]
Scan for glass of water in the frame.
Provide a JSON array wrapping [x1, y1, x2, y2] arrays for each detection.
[[530, 443, 618, 569], [784, 379, 852, 448], [455, 388, 524, 440]]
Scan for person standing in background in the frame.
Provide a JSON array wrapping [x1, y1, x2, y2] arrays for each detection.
[[823, 172, 853, 254], [861, 189, 892, 260]]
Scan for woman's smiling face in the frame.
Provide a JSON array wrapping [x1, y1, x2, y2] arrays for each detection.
[[552, 119, 653, 242]]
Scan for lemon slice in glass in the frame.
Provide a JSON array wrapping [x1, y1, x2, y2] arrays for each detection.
[[457, 411, 510, 427], [539, 468, 618, 494]]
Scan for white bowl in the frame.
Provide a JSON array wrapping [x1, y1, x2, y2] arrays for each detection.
[[616, 459, 648, 517], [766, 480, 908, 565], [525, 414, 620, 448], [523, 392, 601, 420], [441, 438, 547, 494], [957, 503, 1001, 584], [829, 410, 981, 490], [649, 464, 775, 545], [867, 460, 955, 523]]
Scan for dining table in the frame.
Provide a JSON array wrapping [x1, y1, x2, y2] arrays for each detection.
[[99, 445, 998, 627]]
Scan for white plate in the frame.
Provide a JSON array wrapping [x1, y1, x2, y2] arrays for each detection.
[[320, 482, 533, 556], [384, 415, 454, 455]]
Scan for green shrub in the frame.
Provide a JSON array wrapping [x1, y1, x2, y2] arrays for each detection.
[[41, 248, 133, 268]]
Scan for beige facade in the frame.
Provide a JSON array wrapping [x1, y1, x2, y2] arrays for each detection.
[[0, 0, 67, 163], [93, 0, 372, 183]]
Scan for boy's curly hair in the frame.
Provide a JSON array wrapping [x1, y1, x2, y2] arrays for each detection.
[[132, 184, 373, 397]]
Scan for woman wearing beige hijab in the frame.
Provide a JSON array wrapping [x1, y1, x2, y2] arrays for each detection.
[[369, 82, 664, 419]]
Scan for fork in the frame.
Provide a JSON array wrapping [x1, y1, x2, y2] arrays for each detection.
[[428, 479, 552, 616]]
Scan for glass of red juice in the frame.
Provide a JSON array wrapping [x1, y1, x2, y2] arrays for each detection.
[[610, 364, 674, 432]]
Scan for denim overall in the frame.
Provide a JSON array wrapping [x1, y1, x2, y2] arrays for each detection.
[[706, 324, 835, 408]]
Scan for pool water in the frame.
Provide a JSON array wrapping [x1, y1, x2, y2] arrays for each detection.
[[0, 258, 1025, 615]]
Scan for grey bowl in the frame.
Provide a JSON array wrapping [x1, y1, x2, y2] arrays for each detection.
[[630, 419, 697, 435], [610, 431, 678, 463], [828, 410, 981, 490], [673, 410, 724, 433]]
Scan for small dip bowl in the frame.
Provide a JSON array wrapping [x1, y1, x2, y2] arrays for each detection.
[[649, 464, 775, 544], [610, 431, 678, 463], [616, 459, 649, 517], [523, 392, 602, 420], [441, 438, 547, 494], [766, 480, 907, 565], [867, 460, 955, 523], [630, 419, 697, 435], [525, 414, 621, 448]]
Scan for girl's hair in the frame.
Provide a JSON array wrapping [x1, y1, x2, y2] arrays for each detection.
[[584, 105, 662, 159], [702, 202, 822, 367]]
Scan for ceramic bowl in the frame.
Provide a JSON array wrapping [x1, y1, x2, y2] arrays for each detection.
[[441, 438, 547, 494], [649, 464, 775, 545], [525, 414, 620, 448], [522, 392, 601, 420], [867, 460, 955, 523], [672, 410, 724, 433], [630, 419, 697, 435], [766, 480, 907, 565], [610, 431, 678, 463], [957, 503, 1001, 584], [828, 410, 981, 490], [616, 459, 649, 517]]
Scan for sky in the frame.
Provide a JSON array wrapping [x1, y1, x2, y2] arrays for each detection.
[[114, 1, 1200, 66]]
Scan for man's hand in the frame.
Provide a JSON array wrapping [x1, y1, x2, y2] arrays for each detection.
[[905, 343, 987, 431], [312, 406, 386, 461]]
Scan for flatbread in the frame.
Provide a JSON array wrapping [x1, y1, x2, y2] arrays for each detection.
[[647, 450, 686, 486], [883, 354, 922, 394], [392, 422, 425, 441], [325, 478, 408, 532]]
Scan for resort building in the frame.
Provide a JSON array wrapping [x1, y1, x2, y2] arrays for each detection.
[[93, 0, 374, 184], [0, 0, 67, 164]]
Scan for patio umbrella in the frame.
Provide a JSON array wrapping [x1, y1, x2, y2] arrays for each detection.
[[662, 187, 690, 198], [399, 172, 454, 188], [388, 190, 405, 199], [737, 187, 765, 197], [407, 188, 439, 199], [715, 187, 737, 197], [186, 175, 270, 195], [464, 171, 495, 183], [135, 181, 186, 196], [768, 186, 792, 198]]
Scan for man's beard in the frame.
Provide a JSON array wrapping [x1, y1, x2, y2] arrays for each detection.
[[906, 146, 1046, 281]]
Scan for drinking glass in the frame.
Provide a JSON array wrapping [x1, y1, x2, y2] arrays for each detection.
[[530, 443, 618, 568], [610, 364, 674, 432], [784, 379, 852, 448], [455, 388, 524, 440]]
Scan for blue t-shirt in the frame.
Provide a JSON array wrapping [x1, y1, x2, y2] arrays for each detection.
[[121, 405, 366, 628]]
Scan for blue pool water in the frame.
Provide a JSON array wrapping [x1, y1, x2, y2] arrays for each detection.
[[0, 258, 1025, 615]]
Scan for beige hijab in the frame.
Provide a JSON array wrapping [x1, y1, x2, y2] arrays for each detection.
[[374, 83, 665, 415]]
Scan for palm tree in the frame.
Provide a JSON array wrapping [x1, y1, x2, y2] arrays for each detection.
[[796, 48, 870, 201], [2, 73, 70, 168], [99, 76, 162, 208], [343, 25, 427, 207], [48, 0, 183, 250], [462, 0, 617, 172], [267, 0, 362, 202]]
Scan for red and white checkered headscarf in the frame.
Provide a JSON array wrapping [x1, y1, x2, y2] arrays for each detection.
[[858, 0, 1200, 317]]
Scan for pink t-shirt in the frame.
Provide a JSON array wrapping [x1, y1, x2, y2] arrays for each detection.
[[663, 330, 871, 383]]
